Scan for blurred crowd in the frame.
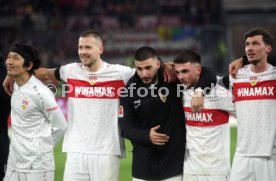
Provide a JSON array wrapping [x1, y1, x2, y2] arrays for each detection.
[[0, 0, 223, 67]]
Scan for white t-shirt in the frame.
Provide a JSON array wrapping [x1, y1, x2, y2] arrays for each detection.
[[183, 81, 235, 175], [230, 64, 276, 156], [8, 76, 67, 172], [59, 62, 134, 157]]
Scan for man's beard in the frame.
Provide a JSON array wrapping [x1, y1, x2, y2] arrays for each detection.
[[142, 75, 158, 86], [249, 58, 260, 65]]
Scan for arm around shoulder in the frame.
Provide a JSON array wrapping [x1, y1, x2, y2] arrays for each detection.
[[229, 57, 244, 78], [196, 66, 217, 93], [2, 75, 14, 96], [34, 68, 58, 82]]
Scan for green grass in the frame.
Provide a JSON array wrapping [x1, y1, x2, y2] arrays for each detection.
[[230, 126, 237, 164], [54, 127, 238, 181]]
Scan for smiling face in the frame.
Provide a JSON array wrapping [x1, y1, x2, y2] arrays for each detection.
[[78, 36, 103, 68], [6, 52, 32, 78], [135, 57, 160, 85], [174, 62, 201, 88], [245, 35, 272, 65]]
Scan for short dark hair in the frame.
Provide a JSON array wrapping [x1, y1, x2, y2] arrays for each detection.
[[244, 28, 273, 46], [134, 46, 158, 61], [173, 49, 201, 64], [11, 43, 41, 75], [80, 29, 103, 42]]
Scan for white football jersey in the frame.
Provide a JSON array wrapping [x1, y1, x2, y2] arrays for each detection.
[[183, 81, 234, 175], [59, 61, 134, 157], [8, 76, 67, 172], [230, 64, 276, 156]]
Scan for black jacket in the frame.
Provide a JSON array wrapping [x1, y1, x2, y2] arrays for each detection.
[[119, 65, 216, 180]]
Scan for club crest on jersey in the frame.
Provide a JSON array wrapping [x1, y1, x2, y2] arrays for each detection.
[[88, 75, 97, 85], [249, 75, 258, 86], [21, 99, 29, 110], [159, 93, 167, 103]]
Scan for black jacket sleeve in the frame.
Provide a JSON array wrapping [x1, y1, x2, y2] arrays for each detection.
[[119, 93, 152, 146], [222, 75, 230, 90], [195, 66, 217, 94], [54, 67, 61, 81]]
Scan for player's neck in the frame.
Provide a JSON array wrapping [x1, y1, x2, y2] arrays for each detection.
[[15, 72, 32, 87], [85, 60, 103, 73], [250, 60, 269, 73], [189, 77, 200, 89]]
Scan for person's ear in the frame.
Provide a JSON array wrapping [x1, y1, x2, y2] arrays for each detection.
[[266, 44, 272, 53], [157, 59, 161, 69], [195, 64, 202, 76], [25, 62, 33, 71], [99, 45, 104, 55]]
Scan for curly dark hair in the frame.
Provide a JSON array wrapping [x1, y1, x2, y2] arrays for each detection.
[[244, 28, 273, 46]]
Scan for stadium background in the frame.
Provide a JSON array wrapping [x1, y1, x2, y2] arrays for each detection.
[[1, 0, 276, 180]]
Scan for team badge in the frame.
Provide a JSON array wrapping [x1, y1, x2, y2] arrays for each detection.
[[134, 100, 141, 109], [88, 75, 97, 85], [249, 75, 258, 86], [118, 106, 124, 117], [21, 99, 29, 110], [159, 93, 167, 103]]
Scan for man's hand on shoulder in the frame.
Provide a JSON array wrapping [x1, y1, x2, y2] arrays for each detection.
[[191, 89, 204, 112], [2, 75, 14, 96], [229, 57, 243, 78], [163, 62, 177, 83]]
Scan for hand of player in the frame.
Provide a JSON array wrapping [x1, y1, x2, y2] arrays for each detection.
[[229, 57, 243, 78], [163, 62, 177, 83], [149, 125, 169, 145], [191, 90, 204, 112], [2, 75, 14, 96]]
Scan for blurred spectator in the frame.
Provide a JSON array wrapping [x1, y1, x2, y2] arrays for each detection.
[[0, 0, 224, 69]]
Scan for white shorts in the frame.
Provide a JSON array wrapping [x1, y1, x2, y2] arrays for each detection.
[[3, 168, 54, 181], [63, 153, 120, 181], [183, 173, 229, 181], [230, 154, 276, 181], [133, 174, 183, 181]]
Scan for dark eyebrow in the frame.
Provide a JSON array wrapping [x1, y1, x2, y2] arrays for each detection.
[[181, 69, 188, 72], [144, 65, 152, 69]]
